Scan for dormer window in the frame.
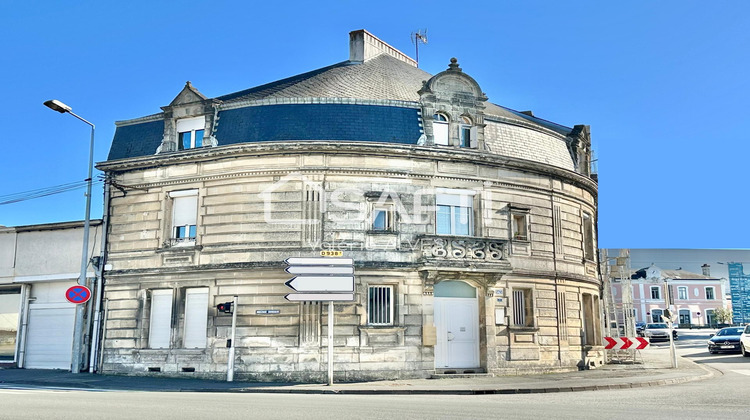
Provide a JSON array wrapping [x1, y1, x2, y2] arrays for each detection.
[[433, 113, 449, 146], [459, 116, 472, 148], [176, 117, 205, 150]]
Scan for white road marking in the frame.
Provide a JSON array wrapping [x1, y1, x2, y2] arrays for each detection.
[[732, 369, 750, 376]]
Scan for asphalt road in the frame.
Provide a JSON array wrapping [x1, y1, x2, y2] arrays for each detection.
[[0, 330, 748, 420]]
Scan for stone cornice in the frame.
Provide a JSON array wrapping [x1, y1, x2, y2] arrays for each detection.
[[97, 142, 598, 196], [103, 261, 598, 284]]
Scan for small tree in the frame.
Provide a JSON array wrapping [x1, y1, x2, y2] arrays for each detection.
[[714, 307, 733, 325]]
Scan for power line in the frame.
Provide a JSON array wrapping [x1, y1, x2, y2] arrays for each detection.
[[0, 179, 104, 205]]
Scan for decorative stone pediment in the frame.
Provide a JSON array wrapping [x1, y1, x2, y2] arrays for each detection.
[[419, 58, 488, 148], [157, 82, 222, 154], [419, 268, 507, 296], [168, 81, 208, 106]]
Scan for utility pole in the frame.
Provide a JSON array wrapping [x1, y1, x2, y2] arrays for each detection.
[[664, 281, 678, 368]]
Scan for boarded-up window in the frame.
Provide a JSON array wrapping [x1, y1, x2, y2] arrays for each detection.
[[149, 289, 173, 349], [582, 212, 594, 260], [183, 288, 208, 348]]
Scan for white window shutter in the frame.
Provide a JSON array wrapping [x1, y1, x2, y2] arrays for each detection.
[[173, 195, 198, 227], [176, 117, 205, 133], [183, 288, 209, 348], [149, 290, 173, 349], [470, 126, 478, 148], [433, 122, 449, 145]]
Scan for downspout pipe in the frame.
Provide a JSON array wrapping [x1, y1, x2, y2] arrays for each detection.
[[89, 177, 111, 373]]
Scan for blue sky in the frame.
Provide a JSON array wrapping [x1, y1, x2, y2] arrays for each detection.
[[1, 1, 748, 249]]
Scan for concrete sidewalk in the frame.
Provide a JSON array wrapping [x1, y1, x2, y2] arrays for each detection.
[[0, 346, 713, 395]]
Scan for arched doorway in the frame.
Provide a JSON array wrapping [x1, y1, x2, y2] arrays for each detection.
[[434, 281, 479, 369]]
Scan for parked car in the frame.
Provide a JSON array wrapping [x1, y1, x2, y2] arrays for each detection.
[[636, 322, 646, 336], [741, 325, 750, 357], [643, 323, 678, 342], [707, 327, 745, 354]]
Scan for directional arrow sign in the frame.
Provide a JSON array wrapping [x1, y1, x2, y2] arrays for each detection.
[[603, 337, 650, 350], [620, 337, 633, 350], [635, 337, 650, 349], [285, 293, 354, 302], [286, 265, 354, 275], [604, 336, 618, 350], [285, 276, 354, 292], [285, 257, 354, 266]]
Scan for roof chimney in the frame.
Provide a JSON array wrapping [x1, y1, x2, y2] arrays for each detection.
[[349, 29, 417, 67], [701, 264, 711, 277]]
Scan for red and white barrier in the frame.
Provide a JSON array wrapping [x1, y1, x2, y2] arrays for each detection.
[[604, 336, 649, 350]]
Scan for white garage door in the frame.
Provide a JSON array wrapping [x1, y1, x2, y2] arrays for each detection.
[[24, 304, 75, 369]]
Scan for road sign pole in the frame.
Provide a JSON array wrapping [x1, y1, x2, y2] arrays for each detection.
[[328, 300, 333, 386], [227, 295, 238, 382]]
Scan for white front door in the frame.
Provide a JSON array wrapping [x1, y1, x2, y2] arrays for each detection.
[[434, 297, 479, 368]]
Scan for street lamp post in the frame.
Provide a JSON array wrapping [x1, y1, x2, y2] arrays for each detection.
[[44, 99, 95, 374]]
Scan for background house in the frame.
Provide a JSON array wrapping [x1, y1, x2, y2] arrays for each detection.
[[610, 264, 728, 327]]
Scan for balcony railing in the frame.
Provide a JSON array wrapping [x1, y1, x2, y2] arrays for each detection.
[[417, 235, 507, 262]]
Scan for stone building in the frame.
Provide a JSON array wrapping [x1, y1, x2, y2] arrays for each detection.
[[97, 30, 602, 381]]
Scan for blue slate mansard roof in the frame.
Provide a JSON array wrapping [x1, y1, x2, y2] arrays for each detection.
[[215, 104, 421, 146], [108, 119, 164, 161], [107, 53, 574, 161]]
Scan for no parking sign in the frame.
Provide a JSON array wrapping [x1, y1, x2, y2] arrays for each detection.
[[65, 285, 92, 304]]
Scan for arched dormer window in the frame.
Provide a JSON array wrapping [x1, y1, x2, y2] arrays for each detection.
[[459, 116, 473, 148], [433, 113, 449, 146]]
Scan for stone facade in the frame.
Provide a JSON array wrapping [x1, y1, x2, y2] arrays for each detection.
[[98, 30, 602, 381]]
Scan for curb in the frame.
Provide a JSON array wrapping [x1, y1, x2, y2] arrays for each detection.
[[0, 360, 715, 395], [175, 368, 714, 395]]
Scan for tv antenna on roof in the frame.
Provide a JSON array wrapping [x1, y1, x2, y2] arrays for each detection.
[[411, 29, 428, 67]]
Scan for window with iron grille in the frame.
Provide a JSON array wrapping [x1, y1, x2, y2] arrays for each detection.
[[368, 285, 393, 326], [512, 288, 533, 327]]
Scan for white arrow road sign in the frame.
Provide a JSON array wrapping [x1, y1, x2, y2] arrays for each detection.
[[285, 293, 354, 302], [285, 276, 354, 292], [285, 265, 354, 274], [285, 257, 354, 266]]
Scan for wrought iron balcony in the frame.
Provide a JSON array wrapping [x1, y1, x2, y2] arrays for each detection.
[[417, 234, 508, 262]]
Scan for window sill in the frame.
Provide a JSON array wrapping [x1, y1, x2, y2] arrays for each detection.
[[139, 348, 207, 353], [157, 243, 203, 253], [359, 326, 405, 332], [367, 230, 398, 235], [508, 326, 539, 332]]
